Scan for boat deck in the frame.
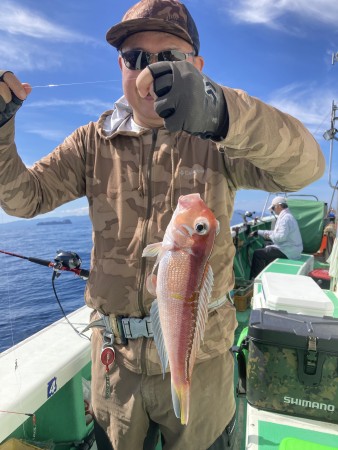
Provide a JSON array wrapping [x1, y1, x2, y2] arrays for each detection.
[[246, 404, 338, 449], [0, 307, 92, 445]]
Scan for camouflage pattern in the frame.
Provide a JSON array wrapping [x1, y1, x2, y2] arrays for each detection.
[[247, 341, 338, 423], [106, 0, 200, 54], [0, 88, 324, 367], [0, 86, 324, 379]]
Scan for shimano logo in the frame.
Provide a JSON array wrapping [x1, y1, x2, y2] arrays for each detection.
[[284, 396, 335, 412]]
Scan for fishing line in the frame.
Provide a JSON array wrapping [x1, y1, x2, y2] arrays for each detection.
[[0, 205, 32, 439], [0, 242, 17, 351], [32, 79, 121, 88], [0, 248, 91, 341], [0, 410, 35, 417], [31, 78, 137, 88], [51, 271, 90, 341], [312, 110, 331, 136], [0, 205, 19, 352], [0, 410, 37, 439]]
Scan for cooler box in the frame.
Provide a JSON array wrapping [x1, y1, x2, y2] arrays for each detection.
[[279, 437, 338, 450], [309, 269, 331, 290], [247, 308, 338, 423], [261, 272, 334, 317]]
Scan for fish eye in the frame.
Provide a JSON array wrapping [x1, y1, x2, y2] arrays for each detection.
[[194, 220, 209, 235]]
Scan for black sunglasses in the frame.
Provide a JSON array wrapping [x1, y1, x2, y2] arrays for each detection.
[[119, 49, 195, 71]]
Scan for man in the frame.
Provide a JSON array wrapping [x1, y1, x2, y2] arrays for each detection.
[[250, 196, 303, 279], [0, 0, 324, 448]]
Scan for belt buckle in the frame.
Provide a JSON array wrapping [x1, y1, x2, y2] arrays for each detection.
[[108, 315, 154, 343], [121, 317, 154, 340], [108, 315, 127, 345]]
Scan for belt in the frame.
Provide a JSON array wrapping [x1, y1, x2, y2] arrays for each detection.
[[111, 315, 153, 345], [83, 313, 153, 345], [84, 293, 231, 345]]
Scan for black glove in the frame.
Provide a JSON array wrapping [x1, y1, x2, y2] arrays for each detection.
[[148, 61, 229, 141], [0, 71, 24, 127]]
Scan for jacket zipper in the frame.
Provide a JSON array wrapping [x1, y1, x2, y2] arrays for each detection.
[[138, 129, 158, 372]]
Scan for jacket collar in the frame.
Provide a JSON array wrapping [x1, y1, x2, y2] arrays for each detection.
[[98, 96, 149, 139]]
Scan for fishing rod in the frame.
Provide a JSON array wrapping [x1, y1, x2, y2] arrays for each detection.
[[0, 248, 90, 340], [0, 248, 89, 279]]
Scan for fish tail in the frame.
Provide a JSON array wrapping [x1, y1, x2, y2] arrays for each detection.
[[171, 381, 190, 425]]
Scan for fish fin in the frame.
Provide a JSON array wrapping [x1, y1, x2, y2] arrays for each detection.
[[171, 382, 181, 419], [143, 243, 163, 295], [171, 382, 190, 425], [142, 242, 163, 258], [146, 272, 157, 296], [142, 242, 168, 297], [142, 241, 174, 258], [201, 262, 214, 305], [191, 263, 213, 357], [150, 299, 168, 377]]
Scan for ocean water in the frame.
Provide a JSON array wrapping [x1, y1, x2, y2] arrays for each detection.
[[0, 216, 92, 352], [0, 212, 247, 353]]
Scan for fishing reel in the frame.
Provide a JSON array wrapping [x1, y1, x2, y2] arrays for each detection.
[[54, 250, 82, 270], [52, 249, 89, 280], [0, 246, 90, 340], [243, 211, 255, 223]]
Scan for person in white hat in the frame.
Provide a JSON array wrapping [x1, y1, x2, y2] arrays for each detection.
[[250, 196, 303, 279]]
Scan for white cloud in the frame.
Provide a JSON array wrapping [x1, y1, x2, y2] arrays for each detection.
[[20, 98, 113, 141], [223, 0, 338, 29], [57, 206, 89, 217], [267, 82, 335, 137], [0, 1, 94, 43], [24, 128, 69, 142], [25, 98, 113, 116], [0, 38, 63, 71], [0, 0, 100, 71], [39, 204, 90, 220]]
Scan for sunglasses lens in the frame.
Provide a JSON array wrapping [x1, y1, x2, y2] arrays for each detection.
[[121, 50, 193, 70], [160, 50, 188, 62], [122, 51, 148, 70]]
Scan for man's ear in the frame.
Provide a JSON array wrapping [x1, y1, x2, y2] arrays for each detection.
[[193, 55, 204, 71], [118, 55, 123, 70]]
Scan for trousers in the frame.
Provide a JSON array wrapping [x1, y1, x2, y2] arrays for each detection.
[[250, 245, 287, 279], [91, 346, 236, 450], [94, 412, 236, 449]]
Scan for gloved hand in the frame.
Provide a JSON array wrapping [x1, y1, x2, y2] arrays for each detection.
[[146, 61, 229, 141], [0, 71, 30, 127], [249, 231, 258, 238]]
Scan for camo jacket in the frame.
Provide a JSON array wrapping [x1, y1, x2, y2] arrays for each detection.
[[0, 87, 325, 375]]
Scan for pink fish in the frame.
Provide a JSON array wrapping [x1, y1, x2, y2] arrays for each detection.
[[142, 193, 219, 425]]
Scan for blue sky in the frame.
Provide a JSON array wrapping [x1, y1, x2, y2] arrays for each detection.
[[1, 0, 338, 223]]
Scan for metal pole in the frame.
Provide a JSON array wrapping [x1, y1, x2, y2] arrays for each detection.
[[332, 52, 338, 65], [328, 101, 338, 190]]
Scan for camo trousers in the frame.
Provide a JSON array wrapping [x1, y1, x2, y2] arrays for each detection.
[[91, 339, 236, 450]]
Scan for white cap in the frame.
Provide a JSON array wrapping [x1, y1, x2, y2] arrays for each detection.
[[268, 196, 287, 210]]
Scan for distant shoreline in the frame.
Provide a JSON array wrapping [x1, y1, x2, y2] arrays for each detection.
[[37, 219, 72, 226]]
